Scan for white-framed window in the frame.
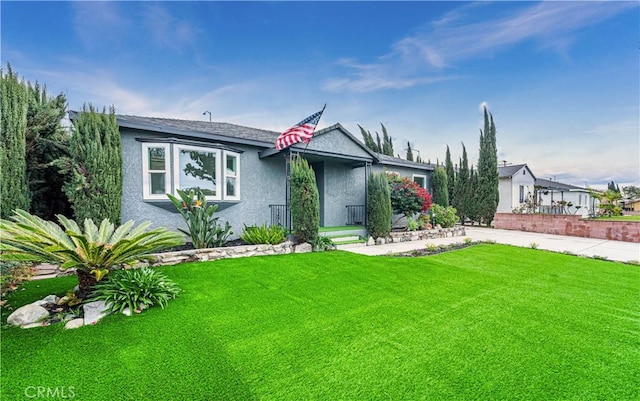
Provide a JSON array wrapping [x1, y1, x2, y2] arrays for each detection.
[[141, 142, 241, 202], [142, 143, 171, 200], [223, 151, 240, 201], [412, 174, 427, 189], [174, 144, 222, 200], [519, 185, 525, 203]]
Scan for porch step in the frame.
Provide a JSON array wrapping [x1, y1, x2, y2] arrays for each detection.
[[319, 226, 367, 239], [328, 235, 363, 244]]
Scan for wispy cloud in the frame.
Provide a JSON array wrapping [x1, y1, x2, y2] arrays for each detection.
[[142, 4, 201, 53], [72, 2, 131, 51], [325, 1, 638, 93]]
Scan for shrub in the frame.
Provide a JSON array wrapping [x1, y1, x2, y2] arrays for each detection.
[[290, 156, 319, 243], [168, 188, 232, 248], [241, 223, 286, 245], [367, 172, 392, 238], [388, 174, 433, 219], [0, 209, 184, 298], [60, 104, 122, 224], [430, 204, 459, 228], [312, 236, 334, 252], [89, 268, 181, 314], [407, 216, 419, 231]]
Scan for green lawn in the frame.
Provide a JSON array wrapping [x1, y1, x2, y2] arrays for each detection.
[[593, 214, 640, 222], [2, 245, 638, 400]]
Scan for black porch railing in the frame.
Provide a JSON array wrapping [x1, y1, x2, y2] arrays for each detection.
[[346, 205, 366, 226], [269, 204, 291, 231]]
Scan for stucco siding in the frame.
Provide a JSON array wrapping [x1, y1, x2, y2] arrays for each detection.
[[371, 164, 432, 191], [304, 128, 371, 159], [320, 163, 366, 226], [121, 128, 286, 238]]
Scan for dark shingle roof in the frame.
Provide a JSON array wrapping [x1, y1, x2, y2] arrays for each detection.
[[535, 178, 588, 191], [376, 153, 435, 171], [498, 164, 528, 178], [115, 114, 281, 148]]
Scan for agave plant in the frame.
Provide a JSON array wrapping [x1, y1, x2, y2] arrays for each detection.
[[0, 209, 185, 298]]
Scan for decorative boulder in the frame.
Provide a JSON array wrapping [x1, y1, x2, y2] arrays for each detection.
[[83, 300, 111, 325], [7, 304, 50, 327], [64, 318, 85, 330], [32, 295, 60, 306], [294, 242, 313, 253], [376, 237, 386, 245], [366, 237, 375, 246]]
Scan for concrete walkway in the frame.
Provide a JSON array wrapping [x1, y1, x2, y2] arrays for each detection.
[[337, 227, 640, 263]]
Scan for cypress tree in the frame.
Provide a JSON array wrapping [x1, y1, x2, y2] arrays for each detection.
[[406, 141, 414, 161], [375, 132, 382, 154], [289, 156, 319, 243], [0, 64, 30, 218], [381, 123, 394, 156], [467, 165, 480, 224], [62, 104, 122, 223], [431, 166, 449, 207], [366, 171, 392, 238], [26, 82, 71, 220], [477, 107, 499, 225], [445, 145, 455, 205], [359, 124, 379, 153], [452, 143, 470, 224]]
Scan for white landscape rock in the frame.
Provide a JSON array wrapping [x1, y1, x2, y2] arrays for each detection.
[[375, 237, 386, 245], [294, 242, 313, 253], [64, 318, 85, 330], [83, 300, 111, 325], [7, 304, 50, 327], [366, 237, 375, 246], [32, 295, 60, 306]]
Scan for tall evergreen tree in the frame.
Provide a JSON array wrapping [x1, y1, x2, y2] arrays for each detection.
[[406, 141, 414, 161], [444, 145, 455, 205], [467, 165, 480, 224], [452, 144, 470, 224], [61, 104, 122, 223], [26, 82, 71, 220], [477, 107, 499, 225], [366, 172, 392, 238], [1, 64, 30, 218], [358, 124, 379, 153], [431, 166, 449, 207], [290, 156, 319, 243], [381, 123, 394, 156]]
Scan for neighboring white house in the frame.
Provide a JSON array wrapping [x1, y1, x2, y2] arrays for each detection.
[[498, 164, 536, 213], [535, 178, 597, 217]]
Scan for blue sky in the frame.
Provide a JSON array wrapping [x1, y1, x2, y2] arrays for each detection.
[[2, 1, 638, 188]]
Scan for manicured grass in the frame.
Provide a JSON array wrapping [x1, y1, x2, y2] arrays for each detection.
[[593, 215, 640, 222], [318, 225, 364, 232], [2, 245, 638, 400]]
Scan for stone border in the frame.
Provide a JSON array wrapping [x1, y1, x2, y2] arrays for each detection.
[[367, 226, 466, 245], [150, 241, 314, 267]]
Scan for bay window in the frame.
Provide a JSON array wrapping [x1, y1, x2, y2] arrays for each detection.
[[141, 141, 240, 201]]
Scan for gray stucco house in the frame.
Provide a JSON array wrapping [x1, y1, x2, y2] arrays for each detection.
[[115, 114, 434, 237]]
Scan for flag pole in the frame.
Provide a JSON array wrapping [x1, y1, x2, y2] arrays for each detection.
[[301, 103, 326, 157]]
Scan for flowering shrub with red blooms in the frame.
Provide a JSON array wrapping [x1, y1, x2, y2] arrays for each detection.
[[387, 174, 433, 219]]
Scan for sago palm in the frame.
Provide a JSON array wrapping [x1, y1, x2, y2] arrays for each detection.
[[0, 209, 184, 297]]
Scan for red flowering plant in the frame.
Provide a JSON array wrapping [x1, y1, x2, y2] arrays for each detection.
[[387, 174, 433, 222]]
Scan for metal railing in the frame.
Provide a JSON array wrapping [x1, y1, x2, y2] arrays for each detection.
[[269, 204, 291, 231], [346, 205, 366, 226]]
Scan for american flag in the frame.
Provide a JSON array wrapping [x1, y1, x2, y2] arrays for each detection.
[[275, 106, 325, 150]]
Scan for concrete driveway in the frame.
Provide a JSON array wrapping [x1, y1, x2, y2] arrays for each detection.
[[338, 226, 640, 263]]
